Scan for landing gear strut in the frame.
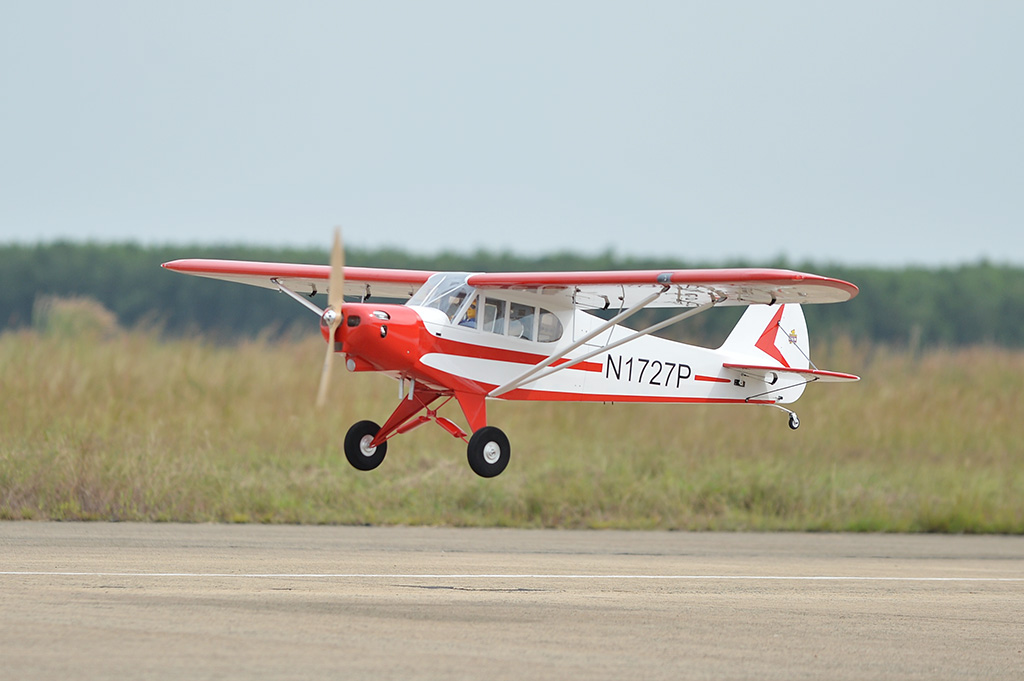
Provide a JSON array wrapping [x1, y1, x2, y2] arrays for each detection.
[[772, 404, 800, 430]]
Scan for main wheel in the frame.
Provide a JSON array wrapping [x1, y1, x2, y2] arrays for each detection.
[[788, 412, 801, 430], [344, 420, 387, 471], [467, 426, 510, 478]]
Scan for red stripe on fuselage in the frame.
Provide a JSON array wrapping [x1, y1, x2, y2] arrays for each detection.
[[430, 337, 604, 373], [694, 375, 732, 383], [500, 388, 775, 405]]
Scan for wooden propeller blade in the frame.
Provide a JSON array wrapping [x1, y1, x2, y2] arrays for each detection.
[[315, 331, 337, 408], [316, 227, 345, 409], [328, 227, 344, 310]]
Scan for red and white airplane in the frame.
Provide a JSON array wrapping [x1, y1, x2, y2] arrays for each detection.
[[163, 231, 859, 478]]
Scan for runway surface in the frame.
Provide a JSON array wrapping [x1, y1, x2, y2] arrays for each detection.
[[2, 523, 1022, 680]]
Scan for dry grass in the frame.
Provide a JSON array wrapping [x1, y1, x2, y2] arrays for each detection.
[[1, 320, 1022, 531]]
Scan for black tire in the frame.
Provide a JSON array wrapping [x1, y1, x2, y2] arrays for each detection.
[[344, 420, 387, 471], [788, 413, 801, 430], [467, 426, 510, 478]]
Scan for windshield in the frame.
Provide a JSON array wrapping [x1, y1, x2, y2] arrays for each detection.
[[406, 273, 475, 322]]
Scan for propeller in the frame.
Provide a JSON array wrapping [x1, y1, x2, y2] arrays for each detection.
[[316, 227, 345, 408]]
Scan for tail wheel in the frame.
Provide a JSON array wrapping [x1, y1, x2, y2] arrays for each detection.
[[467, 426, 510, 478], [344, 420, 387, 471]]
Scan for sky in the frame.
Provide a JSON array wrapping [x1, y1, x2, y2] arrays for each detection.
[[1, 1, 1022, 266]]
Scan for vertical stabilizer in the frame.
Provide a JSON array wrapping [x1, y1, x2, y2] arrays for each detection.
[[720, 304, 810, 370]]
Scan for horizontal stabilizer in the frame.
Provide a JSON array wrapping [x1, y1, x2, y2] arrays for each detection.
[[723, 363, 860, 383]]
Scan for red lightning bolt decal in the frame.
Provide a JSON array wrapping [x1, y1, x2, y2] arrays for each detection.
[[754, 306, 791, 368]]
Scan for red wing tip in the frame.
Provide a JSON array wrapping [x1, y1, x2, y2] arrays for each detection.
[[161, 259, 195, 271], [816, 371, 861, 382]]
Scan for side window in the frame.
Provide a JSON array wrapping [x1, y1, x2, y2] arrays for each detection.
[[537, 309, 563, 343], [508, 302, 535, 341], [482, 298, 506, 334], [471, 299, 561, 342]]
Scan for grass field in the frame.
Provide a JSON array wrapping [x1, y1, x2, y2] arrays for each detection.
[[2, 318, 1022, 531]]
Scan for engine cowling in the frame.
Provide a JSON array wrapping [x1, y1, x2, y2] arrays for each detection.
[[323, 303, 425, 375]]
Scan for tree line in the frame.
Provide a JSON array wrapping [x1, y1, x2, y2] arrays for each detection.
[[2, 241, 1022, 348]]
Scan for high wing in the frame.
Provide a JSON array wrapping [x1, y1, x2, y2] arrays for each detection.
[[466, 268, 858, 309], [161, 258, 435, 301], [162, 260, 858, 310]]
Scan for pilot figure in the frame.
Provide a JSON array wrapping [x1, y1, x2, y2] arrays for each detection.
[[460, 300, 478, 328]]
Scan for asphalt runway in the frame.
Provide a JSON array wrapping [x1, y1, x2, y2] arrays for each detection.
[[2, 523, 1022, 680]]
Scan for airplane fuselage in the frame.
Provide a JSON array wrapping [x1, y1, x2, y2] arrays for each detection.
[[331, 290, 806, 409]]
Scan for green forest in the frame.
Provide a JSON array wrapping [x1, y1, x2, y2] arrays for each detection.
[[2, 241, 1023, 348]]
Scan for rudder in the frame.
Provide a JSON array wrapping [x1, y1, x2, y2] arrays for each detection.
[[720, 304, 810, 370]]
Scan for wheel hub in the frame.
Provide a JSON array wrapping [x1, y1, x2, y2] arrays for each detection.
[[482, 441, 501, 465], [359, 435, 378, 457]]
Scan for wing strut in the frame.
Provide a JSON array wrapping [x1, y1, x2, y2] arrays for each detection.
[[488, 287, 668, 398], [273, 278, 325, 316]]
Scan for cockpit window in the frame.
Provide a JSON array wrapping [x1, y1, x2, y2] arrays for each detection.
[[409, 274, 563, 342], [407, 273, 475, 322]]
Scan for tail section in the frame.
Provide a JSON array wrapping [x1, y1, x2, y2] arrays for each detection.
[[720, 303, 810, 370], [719, 304, 858, 426], [720, 304, 812, 411]]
